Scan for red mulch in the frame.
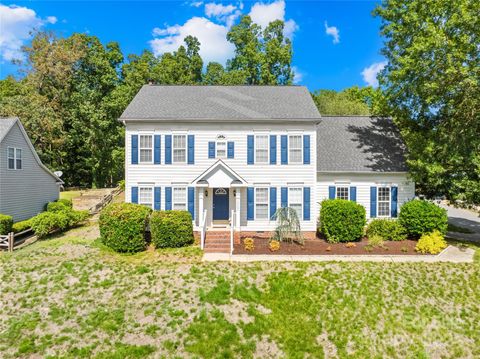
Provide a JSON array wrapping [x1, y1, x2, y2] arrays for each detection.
[[234, 236, 423, 255]]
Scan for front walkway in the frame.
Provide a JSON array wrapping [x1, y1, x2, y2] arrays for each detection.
[[203, 245, 475, 263]]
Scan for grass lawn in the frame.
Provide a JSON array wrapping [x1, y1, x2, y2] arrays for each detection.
[[60, 190, 82, 201], [0, 222, 479, 358]]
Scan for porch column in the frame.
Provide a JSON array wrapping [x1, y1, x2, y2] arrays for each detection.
[[235, 188, 241, 230], [198, 189, 204, 225]]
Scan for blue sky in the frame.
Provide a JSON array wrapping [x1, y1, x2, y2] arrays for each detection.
[[0, 1, 386, 91]]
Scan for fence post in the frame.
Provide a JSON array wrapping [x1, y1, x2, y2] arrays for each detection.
[[8, 232, 14, 252]]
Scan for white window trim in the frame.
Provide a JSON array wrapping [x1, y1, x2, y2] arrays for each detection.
[[288, 186, 303, 219], [172, 186, 188, 211], [288, 134, 303, 164], [377, 186, 391, 218], [254, 134, 270, 164], [335, 186, 350, 200], [254, 187, 270, 220], [172, 134, 187, 164], [138, 186, 154, 209], [216, 140, 227, 159], [7, 147, 22, 170], [138, 134, 154, 164]]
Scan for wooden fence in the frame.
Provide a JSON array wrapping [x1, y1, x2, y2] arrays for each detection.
[[89, 187, 122, 214], [0, 229, 35, 252]]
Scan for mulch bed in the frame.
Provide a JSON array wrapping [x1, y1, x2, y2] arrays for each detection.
[[234, 236, 423, 255]]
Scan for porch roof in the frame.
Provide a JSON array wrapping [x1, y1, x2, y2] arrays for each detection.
[[191, 160, 248, 187]]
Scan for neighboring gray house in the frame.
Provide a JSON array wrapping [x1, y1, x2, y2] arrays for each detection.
[[0, 117, 62, 222]]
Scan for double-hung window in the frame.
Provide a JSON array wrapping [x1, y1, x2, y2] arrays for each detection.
[[255, 187, 269, 219], [139, 187, 153, 208], [173, 135, 187, 163], [336, 186, 349, 200], [288, 187, 303, 219], [173, 187, 187, 210], [7, 147, 22, 170], [216, 141, 226, 158], [139, 135, 153, 163], [255, 135, 269, 164], [288, 135, 302, 163], [378, 187, 391, 217]]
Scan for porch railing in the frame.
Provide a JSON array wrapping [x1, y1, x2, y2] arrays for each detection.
[[230, 209, 235, 255], [200, 209, 208, 250]]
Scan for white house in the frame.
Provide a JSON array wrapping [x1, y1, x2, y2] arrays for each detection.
[[120, 85, 414, 251], [0, 117, 62, 222]]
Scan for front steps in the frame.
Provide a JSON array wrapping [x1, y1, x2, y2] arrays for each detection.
[[204, 231, 230, 253]]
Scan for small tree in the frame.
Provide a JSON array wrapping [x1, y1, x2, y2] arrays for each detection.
[[272, 207, 303, 244]]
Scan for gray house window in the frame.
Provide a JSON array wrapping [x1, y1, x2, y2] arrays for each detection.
[[7, 147, 22, 170]]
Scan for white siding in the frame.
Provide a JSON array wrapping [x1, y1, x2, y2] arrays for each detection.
[[316, 172, 415, 221], [0, 123, 60, 221], [125, 121, 318, 231]]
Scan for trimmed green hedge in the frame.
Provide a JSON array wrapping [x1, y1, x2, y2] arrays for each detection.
[[99, 203, 151, 253], [0, 214, 13, 235], [366, 219, 407, 241], [12, 219, 32, 233], [399, 200, 448, 237], [150, 210, 194, 248], [320, 199, 366, 243], [31, 208, 88, 238]]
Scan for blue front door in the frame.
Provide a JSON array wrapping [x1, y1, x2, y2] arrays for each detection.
[[213, 188, 229, 220]]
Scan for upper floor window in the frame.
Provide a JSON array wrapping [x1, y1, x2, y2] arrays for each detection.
[[139, 187, 153, 208], [216, 141, 226, 158], [288, 135, 302, 163], [255, 187, 269, 219], [336, 186, 349, 200], [173, 135, 186, 163], [255, 135, 269, 164], [139, 135, 152, 163], [378, 187, 391, 217], [288, 187, 303, 219], [7, 147, 22, 170], [173, 187, 187, 210]]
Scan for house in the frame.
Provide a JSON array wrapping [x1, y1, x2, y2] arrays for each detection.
[[120, 85, 414, 250], [0, 117, 62, 222]]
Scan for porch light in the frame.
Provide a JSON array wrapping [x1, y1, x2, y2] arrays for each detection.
[[205, 190, 208, 197], [233, 190, 236, 197]]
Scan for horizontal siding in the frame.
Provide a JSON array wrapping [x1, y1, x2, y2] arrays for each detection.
[[0, 123, 60, 221], [316, 172, 415, 220], [125, 121, 318, 231]]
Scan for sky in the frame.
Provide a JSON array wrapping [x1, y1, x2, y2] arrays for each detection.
[[0, 1, 387, 91]]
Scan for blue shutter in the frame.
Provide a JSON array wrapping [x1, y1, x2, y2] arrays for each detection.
[[247, 135, 254, 164], [270, 187, 277, 219], [391, 186, 398, 217], [281, 187, 288, 208], [131, 186, 138, 204], [370, 187, 377, 218], [131, 135, 138, 164], [350, 187, 357, 202], [154, 135, 161, 164], [154, 187, 161, 210], [208, 142, 216, 158], [247, 187, 254, 220], [281, 135, 288, 164], [188, 187, 195, 219], [227, 142, 234, 159], [303, 135, 310, 164], [270, 135, 277, 164], [165, 187, 172, 210], [188, 135, 195, 164], [165, 135, 172, 164], [328, 186, 336, 199], [303, 187, 311, 221]]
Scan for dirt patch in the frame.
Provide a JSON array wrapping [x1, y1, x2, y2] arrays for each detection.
[[234, 237, 422, 255], [254, 336, 284, 358]]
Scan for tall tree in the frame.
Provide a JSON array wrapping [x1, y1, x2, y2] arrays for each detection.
[[375, 0, 480, 203]]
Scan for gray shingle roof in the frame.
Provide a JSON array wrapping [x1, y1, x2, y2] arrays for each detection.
[[120, 85, 321, 121], [317, 116, 408, 172], [0, 117, 18, 142]]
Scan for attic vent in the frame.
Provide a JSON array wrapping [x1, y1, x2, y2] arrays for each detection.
[[217, 134, 226, 140]]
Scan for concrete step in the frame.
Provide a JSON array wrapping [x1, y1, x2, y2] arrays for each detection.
[[204, 248, 231, 253]]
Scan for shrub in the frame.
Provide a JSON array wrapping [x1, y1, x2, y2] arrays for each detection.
[[47, 201, 70, 213], [244, 238, 254, 251], [399, 200, 448, 237], [320, 199, 366, 243], [57, 198, 73, 209], [415, 230, 447, 254], [150, 210, 194, 248], [0, 214, 13, 234], [99, 203, 151, 253], [12, 219, 32, 233], [368, 234, 385, 248], [366, 219, 407, 241], [269, 240, 280, 252], [31, 212, 69, 238]]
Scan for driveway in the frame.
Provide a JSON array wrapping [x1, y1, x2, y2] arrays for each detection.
[[439, 204, 480, 242]]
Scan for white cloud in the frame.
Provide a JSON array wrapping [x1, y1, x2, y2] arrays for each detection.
[[189, 1, 204, 7], [292, 66, 303, 84], [0, 4, 56, 61], [248, 0, 297, 38], [361, 61, 387, 87], [150, 17, 235, 65], [324, 21, 339, 44], [204, 2, 241, 27]]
